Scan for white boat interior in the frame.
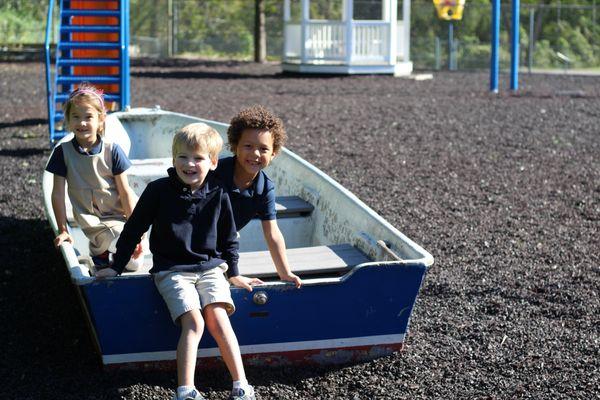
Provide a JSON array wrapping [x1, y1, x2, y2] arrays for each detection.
[[44, 108, 433, 283]]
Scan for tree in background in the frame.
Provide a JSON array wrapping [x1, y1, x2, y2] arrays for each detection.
[[255, 0, 266, 62]]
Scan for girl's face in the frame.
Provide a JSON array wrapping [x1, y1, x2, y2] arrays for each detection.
[[233, 128, 276, 179], [67, 101, 104, 145]]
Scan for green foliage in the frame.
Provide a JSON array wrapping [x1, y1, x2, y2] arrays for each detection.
[[2, 0, 598, 69], [0, 3, 50, 44], [411, 0, 599, 69]]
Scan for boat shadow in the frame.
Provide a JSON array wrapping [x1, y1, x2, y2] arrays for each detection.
[[1, 217, 102, 394], [1, 216, 374, 397]]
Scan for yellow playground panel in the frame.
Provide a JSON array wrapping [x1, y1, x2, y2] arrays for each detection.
[[433, 0, 466, 20]]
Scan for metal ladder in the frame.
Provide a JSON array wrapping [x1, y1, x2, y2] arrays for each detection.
[[45, 0, 130, 144]]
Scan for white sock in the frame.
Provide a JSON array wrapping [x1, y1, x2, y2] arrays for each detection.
[[177, 386, 197, 399], [232, 379, 251, 393]]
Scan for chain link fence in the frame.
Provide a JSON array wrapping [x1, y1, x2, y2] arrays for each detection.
[[128, 0, 284, 59], [2, 0, 599, 70]]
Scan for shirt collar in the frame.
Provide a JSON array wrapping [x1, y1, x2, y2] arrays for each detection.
[[167, 167, 217, 197], [71, 136, 103, 155]]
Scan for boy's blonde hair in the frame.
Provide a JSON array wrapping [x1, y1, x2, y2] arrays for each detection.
[[172, 123, 223, 159], [63, 82, 107, 136]]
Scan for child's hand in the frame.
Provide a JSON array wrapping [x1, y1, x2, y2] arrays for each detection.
[[229, 275, 264, 291], [54, 231, 74, 248], [132, 242, 144, 259], [95, 268, 118, 279], [279, 272, 302, 288]]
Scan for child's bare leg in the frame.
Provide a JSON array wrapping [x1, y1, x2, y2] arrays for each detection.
[[203, 303, 245, 382], [177, 309, 205, 387]]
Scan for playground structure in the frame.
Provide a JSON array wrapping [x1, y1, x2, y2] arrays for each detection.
[[282, 0, 412, 75], [45, 0, 130, 143], [432, 0, 466, 71]]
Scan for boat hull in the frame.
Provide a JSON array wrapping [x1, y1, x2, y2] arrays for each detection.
[[83, 262, 426, 368]]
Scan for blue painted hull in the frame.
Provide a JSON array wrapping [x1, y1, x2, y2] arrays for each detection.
[[81, 262, 426, 367]]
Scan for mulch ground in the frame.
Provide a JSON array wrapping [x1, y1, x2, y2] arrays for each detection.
[[0, 59, 598, 399]]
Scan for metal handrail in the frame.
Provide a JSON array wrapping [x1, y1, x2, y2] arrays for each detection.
[[44, 0, 56, 145]]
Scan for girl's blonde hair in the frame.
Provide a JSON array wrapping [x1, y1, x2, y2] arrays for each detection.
[[172, 123, 223, 159], [62, 83, 107, 135]]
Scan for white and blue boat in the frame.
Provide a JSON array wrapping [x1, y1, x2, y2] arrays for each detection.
[[43, 107, 434, 369]]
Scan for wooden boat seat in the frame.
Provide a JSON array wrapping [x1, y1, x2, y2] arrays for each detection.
[[238, 244, 370, 277], [116, 243, 370, 278], [66, 195, 312, 227]]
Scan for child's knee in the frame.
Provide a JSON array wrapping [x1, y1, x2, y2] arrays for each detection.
[[203, 304, 232, 335], [179, 309, 205, 334]]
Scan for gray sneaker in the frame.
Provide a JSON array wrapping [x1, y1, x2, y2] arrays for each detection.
[[228, 385, 256, 400], [173, 389, 207, 400]]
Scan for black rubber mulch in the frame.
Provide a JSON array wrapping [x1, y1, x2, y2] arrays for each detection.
[[1, 60, 598, 399]]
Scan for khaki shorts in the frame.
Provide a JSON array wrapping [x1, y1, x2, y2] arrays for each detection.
[[154, 266, 235, 323], [83, 220, 125, 256]]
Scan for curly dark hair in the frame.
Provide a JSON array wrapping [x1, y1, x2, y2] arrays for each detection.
[[227, 105, 286, 153]]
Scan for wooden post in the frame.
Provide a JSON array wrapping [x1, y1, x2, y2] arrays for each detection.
[[387, 0, 398, 66], [301, 0, 309, 63], [283, 0, 290, 62], [344, 0, 354, 64], [403, 0, 411, 62]]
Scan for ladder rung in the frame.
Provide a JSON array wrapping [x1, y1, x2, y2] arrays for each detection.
[[59, 41, 120, 50], [54, 112, 64, 122], [62, 10, 120, 18], [58, 58, 121, 67], [61, 25, 120, 34], [55, 93, 121, 103], [57, 75, 120, 85]]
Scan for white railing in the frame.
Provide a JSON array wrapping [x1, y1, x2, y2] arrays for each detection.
[[306, 21, 345, 60], [352, 21, 388, 62], [284, 20, 405, 64]]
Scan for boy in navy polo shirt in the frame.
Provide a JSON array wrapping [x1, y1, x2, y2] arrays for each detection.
[[96, 123, 259, 400], [212, 105, 302, 288]]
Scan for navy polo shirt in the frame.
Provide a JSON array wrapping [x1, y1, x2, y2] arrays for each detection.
[[112, 168, 239, 277], [45, 137, 131, 177], [211, 156, 276, 230]]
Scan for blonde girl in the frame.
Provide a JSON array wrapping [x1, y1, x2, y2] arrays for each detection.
[[46, 83, 143, 271]]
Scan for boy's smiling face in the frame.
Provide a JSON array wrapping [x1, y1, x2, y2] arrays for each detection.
[[173, 145, 217, 192], [233, 128, 276, 179]]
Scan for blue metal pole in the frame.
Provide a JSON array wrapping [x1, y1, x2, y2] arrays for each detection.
[[490, 0, 500, 92], [448, 22, 454, 71], [510, 0, 520, 90], [44, 0, 55, 144], [120, 0, 130, 110], [124, 0, 130, 109]]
